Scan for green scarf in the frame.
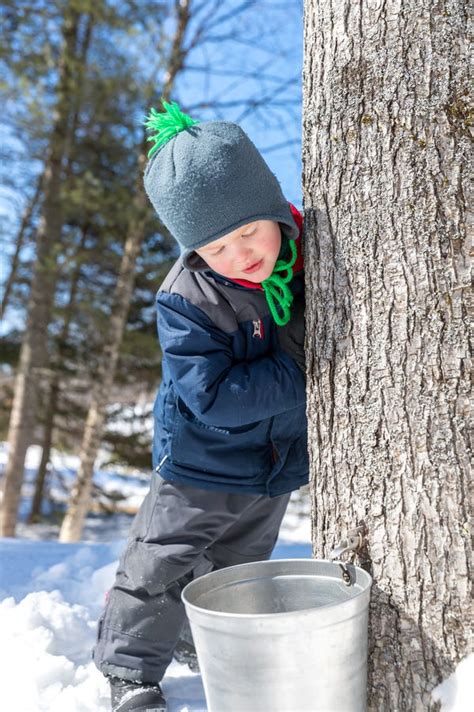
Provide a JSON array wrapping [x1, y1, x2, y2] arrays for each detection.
[[261, 238, 297, 326]]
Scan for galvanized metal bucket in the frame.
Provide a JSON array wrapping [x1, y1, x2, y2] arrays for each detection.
[[182, 558, 372, 712]]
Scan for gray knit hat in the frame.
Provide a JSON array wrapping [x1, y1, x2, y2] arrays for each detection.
[[143, 100, 299, 269]]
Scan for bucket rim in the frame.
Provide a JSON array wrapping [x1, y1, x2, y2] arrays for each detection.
[[182, 557, 372, 620]]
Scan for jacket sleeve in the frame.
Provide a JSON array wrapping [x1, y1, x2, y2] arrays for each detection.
[[156, 291, 306, 428]]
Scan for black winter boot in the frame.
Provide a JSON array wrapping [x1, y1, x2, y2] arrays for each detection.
[[109, 677, 167, 712]]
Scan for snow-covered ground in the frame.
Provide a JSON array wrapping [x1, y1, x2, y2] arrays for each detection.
[[0, 444, 471, 711]]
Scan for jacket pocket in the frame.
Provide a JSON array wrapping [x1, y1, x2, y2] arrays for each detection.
[[170, 397, 272, 482]]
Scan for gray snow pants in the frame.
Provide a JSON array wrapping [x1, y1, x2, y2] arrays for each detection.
[[93, 472, 291, 684]]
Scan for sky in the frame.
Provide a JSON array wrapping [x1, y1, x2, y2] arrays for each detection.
[[175, 0, 304, 207]]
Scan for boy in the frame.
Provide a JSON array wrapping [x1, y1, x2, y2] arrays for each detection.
[[93, 100, 307, 712]]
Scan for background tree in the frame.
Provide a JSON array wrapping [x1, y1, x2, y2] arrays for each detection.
[[303, 0, 471, 708], [27, 13, 172, 522], [0, 0, 88, 537], [1, 0, 304, 536], [0, 0, 171, 534]]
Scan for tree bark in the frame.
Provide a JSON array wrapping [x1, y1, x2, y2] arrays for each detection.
[[302, 1, 471, 710], [58, 0, 193, 542], [0, 3, 81, 537]]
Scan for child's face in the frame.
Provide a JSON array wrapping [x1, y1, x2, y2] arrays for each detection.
[[195, 220, 282, 282]]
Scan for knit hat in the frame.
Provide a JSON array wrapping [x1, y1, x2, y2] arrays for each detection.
[[143, 100, 300, 325], [143, 100, 299, 258]]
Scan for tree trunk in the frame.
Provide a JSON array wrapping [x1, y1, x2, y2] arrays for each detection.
[[58, 228, 145, 541], [0, 4, 81, 537], [58, 0, 193, 543], [0, 172, 43, 319], [27, 380, 57, 524], [302, 1, 471, 710], [28, 220, 89, 523]]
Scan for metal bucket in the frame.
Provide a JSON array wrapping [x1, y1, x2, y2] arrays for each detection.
[[182, 558, 372, 712]]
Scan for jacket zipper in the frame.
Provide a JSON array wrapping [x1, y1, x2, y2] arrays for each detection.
[[155, 453, 169, 473]]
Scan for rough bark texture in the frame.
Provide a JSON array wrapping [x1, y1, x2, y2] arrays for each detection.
[[58, 0, 192, 542], [302, 1, 471, 710], [0, 5, 80, 537]]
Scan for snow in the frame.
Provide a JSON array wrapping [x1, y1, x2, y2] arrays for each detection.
[[432, 655, 474, 712], [0, 444, 471, 711]]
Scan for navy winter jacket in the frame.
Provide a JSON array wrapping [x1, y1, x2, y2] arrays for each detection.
[[152, 205, 308, 497]]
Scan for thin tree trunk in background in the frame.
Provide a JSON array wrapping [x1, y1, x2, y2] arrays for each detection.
[[58, 231, 145, 542], [27, 13, 94, 525], [63, 11, 94, 180], [1, 173, 43, 319], [303, 1, 470, 709], [28, 224, 89, 524], [27, 380, 57, 524], [59, 0, 192, 542], [0, 4, 81, 537]]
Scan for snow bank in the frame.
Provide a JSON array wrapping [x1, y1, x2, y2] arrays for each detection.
[[0, 539, 209, 711], [432, 654, 474, 712], [0, 591, 110, 712]]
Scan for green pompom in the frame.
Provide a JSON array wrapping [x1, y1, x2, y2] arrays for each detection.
[[144, 100, 200, 157]]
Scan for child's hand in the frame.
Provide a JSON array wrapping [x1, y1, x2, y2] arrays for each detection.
[[277, 294, 305, 372]]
